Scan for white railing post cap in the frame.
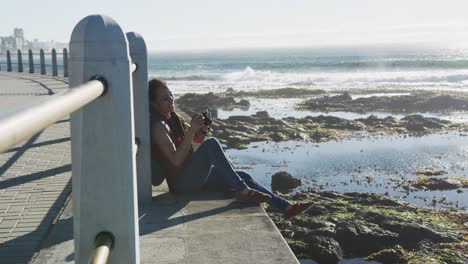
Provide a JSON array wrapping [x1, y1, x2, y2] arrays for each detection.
[[126, 32, 146, 56], [70, 15, 129, 61]]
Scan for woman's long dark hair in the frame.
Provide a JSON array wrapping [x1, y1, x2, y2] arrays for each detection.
[[149, 77, 188, 141]]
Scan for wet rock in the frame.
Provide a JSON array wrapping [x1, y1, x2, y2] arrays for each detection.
[[414, 167, 448, 176], [311, 115, 366, 130], [291, 192, 310, 200], [304, 204, 329, 216], [306, 235, 343, 264], [356, 115, 399, 127], [280, 229, 294, 239], [212, 112, 304, 149], [382, 222, 456, 246], [298, 92, 468, 113], [310, 226, 337, 237], [287, 240, 309, 259], [271, 172, 302, 193], [344, 192, 402, 207], [310, 130, 335, 142], [253, 111, 270, 119], [354, 209, 393, 225], [270, 132, 289, 142], [408, 177, 468, 190], [335, 221, 399, 255], [320, 191, 345, 199], [292, 218, 335, 231], [426, 94, 468, 110], [176, 92, 250, 116], [292, 227, 312, 240], [227, 115, 254, 122], [401, 115, 448, 132], [366, 245, 408, 264], [238, 99, 250, 107]]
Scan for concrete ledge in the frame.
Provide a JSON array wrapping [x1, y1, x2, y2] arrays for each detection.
[[33, 183, 299, 264]]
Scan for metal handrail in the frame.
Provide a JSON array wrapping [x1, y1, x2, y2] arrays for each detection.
[[1, 63, 64, 67], [0, 79, 105, 153], [91, 232, 114, 264], [0, 53, 64, 55]]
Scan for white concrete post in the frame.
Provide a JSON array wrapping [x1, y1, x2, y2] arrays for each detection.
[[126, 32, 151, 206], [69, 15, 140, 264], [40, 49, 46, 75], [63, 48, 69, 77], [17, 50, 23, 72], [6, 50, 11, 72], [28, 49, 34, 74], [52, 48, 58, 76]]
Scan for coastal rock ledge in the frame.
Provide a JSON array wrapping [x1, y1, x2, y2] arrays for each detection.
[[265, 189, 468, 264]]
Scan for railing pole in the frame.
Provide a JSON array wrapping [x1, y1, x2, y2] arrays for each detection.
[[126, 32, 151, 207], [6, 50, 11, 72], [52, 48, 58, 76], [40, 49, 46, 74], [28, 49, 34, 73], [63, 48, 68, 77], [91, 232, 114, 264], [70, 15, 140, 264], [17, 50, 23, 72]]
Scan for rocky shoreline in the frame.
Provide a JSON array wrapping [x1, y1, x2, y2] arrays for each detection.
[[265, 188, 468, 264], [297, 91, 468, 113], [176, 91, 468, 149], [176, 89, 468, 263]]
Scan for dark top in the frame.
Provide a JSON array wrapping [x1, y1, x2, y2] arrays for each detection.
[[150, 113, 192, 190]]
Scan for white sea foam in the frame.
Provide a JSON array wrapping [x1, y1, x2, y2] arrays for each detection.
[[218, 66, 468, 84]]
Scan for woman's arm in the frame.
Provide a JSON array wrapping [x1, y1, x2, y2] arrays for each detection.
[[151, 113, 204, 167], [151, 123, 195, 167]]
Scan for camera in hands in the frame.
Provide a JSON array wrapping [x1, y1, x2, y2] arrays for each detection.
[[201, 110, 213, 127]]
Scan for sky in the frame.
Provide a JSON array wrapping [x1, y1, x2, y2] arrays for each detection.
[[1, 0, 468, 51]]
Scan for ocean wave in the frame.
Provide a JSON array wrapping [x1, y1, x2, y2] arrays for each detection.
[[222, 66, 274, 81], [353, 73, 468, 83], [219, 66, 468, 84], [162, 75, 220, 81], [322, 59, 468, 70], [156, 66, 468, 86]]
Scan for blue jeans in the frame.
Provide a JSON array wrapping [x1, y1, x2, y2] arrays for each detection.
[[172, 138, 291, 211]]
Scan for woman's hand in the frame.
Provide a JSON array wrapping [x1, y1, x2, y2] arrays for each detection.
[[200, 125, 211, 134], [189, 113, 205, 133]]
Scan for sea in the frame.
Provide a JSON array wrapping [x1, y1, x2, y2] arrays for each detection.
[[148, 45, 468, 96]]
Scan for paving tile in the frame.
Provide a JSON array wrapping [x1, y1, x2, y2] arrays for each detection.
[[0, 73, 71, 263]]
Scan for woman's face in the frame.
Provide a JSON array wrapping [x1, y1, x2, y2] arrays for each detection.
[[152, 86, 175, 115]]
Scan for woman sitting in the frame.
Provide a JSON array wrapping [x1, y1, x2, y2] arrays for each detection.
[[149, 78, 312, 220]]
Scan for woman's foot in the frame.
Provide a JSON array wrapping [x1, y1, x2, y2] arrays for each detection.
[[235, 188, 272, 203], [283, 202, 314, 220]]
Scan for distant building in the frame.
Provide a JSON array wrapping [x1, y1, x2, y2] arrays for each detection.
[[14, 28, 25, 51], [1, 28, 68, 53], [0, 36, 17, 52]]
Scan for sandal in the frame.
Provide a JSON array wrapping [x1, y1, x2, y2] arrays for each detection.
[[235, 189, 272, 203], [283, 202, 314, 220]]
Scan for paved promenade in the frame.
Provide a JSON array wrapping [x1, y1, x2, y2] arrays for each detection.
[[0, 72, 71, 264], [0, 72, 299, 264]]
